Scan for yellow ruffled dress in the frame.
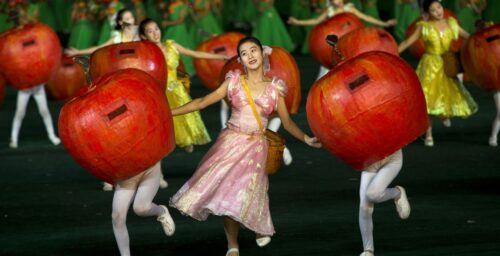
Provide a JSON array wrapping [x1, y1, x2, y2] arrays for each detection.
[[415, 17, 478, 117], [164, 40, 211, 147]]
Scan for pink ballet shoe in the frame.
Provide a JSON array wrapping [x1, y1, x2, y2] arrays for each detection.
[[9, 140, 18, 149], [442, 118, 451, 128], [395, 186, 411, 219], [424, 137, 434, 147], [489, 136, 498, 147], [226, 248, 239, 256], [158, 205, 175, 236], [360, 250, 374, 256], [256, 235, 271, 247]]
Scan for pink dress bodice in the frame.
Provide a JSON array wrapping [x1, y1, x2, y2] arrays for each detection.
[[225, 70, 287, 134]]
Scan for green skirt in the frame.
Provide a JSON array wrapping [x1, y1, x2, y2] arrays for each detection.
[[68, 19, 97, 49], [394, 3, 421, 42], [457, 6, 481, 34], [252, 6, 294, 52]]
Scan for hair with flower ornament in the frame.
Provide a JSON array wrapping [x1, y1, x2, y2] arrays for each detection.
[[236, 36, 273, 74]]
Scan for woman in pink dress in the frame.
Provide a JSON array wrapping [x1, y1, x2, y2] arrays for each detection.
[[169, 36, 321, 256]]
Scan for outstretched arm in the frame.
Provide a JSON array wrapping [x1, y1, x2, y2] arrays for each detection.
[[349, 7, 397, 27], [458, 25, 470, 39], [288, 11, 328, 26], [276, 96, 322, 148], [398, 25, 422, 53], [65, 37, 114, 56], [172, 79, 229, 116], [174, 42, 228, 60]]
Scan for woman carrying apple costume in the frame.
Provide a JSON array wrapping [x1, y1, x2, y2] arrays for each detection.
[[8, 3, 60, 149]]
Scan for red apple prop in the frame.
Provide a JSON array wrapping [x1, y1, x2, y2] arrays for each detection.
[[309, 13, 364, 68], [405, 10, 463, 59], [331, 27, 399, 66], [46, 55, 86, 100], [307, 51, 428, 170], [220, 46, 301, 113], [0, 23, 61, 90], [193, 32, 246, 91], [58, 68, 175, 184], [89, 41, 167, 90], [461, 24, 500, 91]]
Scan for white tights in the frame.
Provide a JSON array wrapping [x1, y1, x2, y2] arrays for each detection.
[[490, 91, 500, 143], [317, 66, 329, 81], [111, 161, 166, 256], [10, 84, 59, 146], [358, 150, 403, 253], [267, 117, 292, 163]]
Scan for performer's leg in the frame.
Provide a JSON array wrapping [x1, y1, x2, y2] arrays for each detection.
[[425, 118, 434, 147], [268, 117, 292, 165], [111, 183, 136, 256], [133, 162, 175, 236], [224, 216, 240, 255], [32, 85, 60, 145], [359, 171, 376, 254], [489, 91, 500, 146], [10, 89, 32, 148]]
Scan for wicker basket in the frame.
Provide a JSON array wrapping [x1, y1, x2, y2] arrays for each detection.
[[442, 51, 462, 77], [265, 129, 285, 175]]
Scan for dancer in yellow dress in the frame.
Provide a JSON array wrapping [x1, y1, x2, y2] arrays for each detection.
[[398, 0, 478, 147], [139, 18, 228, 152]]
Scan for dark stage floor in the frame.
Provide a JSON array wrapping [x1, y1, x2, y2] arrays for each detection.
[[0, 54, 499, 256]]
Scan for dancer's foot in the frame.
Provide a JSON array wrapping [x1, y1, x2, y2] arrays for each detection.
[[395, 186, 411, 219], [283, 147, 292, 166], [9, 139, 18, 149], [226, 248, 239, 256], [184, 145, 194, 153], [158, 205, 175, 236], [159, 177, 168, 189], [442, 118, 451, 128], [102, 182, 113, 191], [360, 250, 374, 256], [424, 137, 434, 147], [49, 135, 61, 146], [489, 136, 498, 147], [256, 234, 271, 247]]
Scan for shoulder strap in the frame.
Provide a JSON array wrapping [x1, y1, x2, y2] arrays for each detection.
[[241, 76, 263, 131]]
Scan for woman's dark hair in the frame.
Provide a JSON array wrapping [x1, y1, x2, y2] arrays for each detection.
[[114, 8, 131, 30], [422, 0, 441, 13], [138, 18, 157, 39], [237, 36, 263, 57]]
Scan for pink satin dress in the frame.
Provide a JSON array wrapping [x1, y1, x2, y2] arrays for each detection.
[[170, 70, 287, 236]]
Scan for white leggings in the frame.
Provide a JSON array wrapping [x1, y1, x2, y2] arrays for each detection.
[[10, 84, 57, 143], [491, 91, 500, 140], [111, 161, 165, 256], [317, 66, 329, 81], [359, 150, 403, 253]]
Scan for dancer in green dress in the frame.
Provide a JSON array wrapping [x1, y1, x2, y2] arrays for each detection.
[[50, 0, 72, 34], [27, 0, 57, 31], [189, 0, 223, 46], [252, 0, 294, 52], [97, 0, 124, 45], [394, 0, 421, 42], [361, 0, 381, 27], [68, 0, 98, 49], [289, 0, 312, 51], [457, 0, 486, 33], [162, 0, 196, 75]]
